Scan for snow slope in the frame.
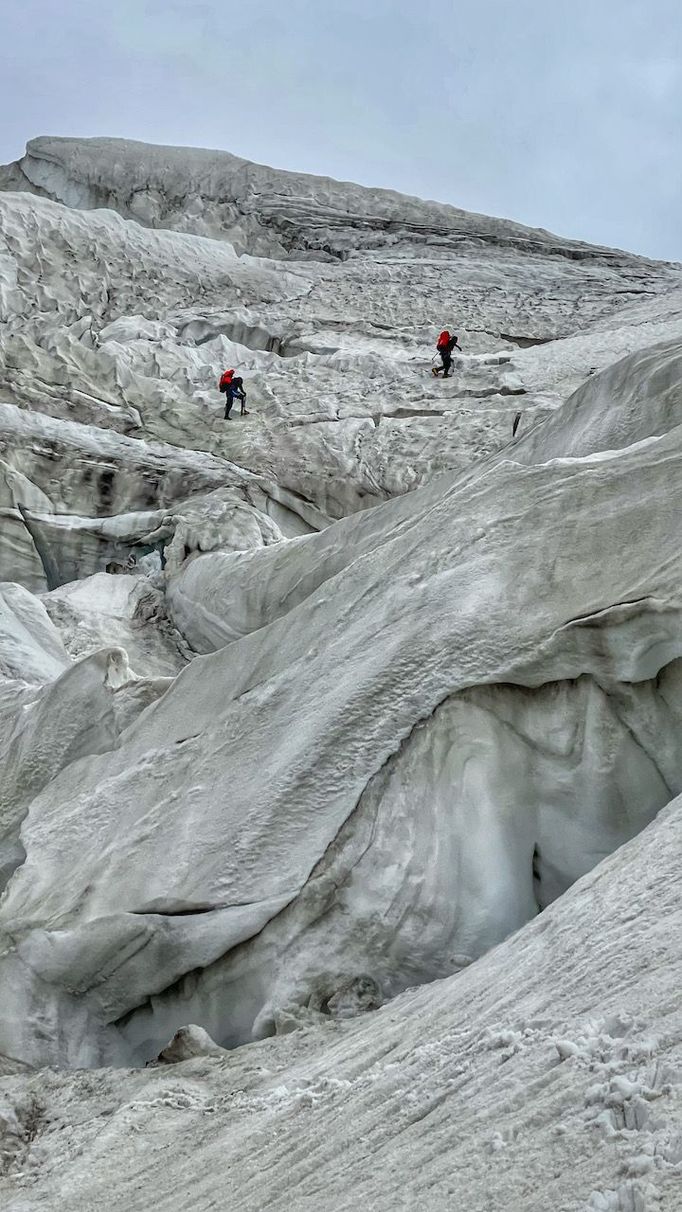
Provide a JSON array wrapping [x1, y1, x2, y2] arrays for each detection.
[[1, 335, 681, 1068], [0, 136, 681, 1206], [2, 142, 682, 523]]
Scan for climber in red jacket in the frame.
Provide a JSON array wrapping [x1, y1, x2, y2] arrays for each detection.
[[432, 330, 461, 378], [218, 368, 248, 419]]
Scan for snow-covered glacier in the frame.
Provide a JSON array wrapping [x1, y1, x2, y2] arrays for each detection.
[[0, 137, 681, 1209]]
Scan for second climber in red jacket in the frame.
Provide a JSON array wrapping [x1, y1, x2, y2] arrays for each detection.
[[433, 329, 461, 378]]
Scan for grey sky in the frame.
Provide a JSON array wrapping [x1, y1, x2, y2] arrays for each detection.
[[2, 0, 681, 260]]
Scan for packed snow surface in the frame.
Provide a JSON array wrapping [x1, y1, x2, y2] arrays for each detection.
[[0, 137, 681, 1208]]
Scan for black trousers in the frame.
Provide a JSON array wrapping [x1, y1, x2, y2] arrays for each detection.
[[439, 337, 458, 376], [224, 392, 245, 418]]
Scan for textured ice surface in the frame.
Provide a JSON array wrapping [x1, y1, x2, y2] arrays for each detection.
[[0, 136, 681, 1206], [1, 796, 681, 1209]]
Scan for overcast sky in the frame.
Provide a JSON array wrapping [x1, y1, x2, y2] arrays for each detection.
[[2, 0, 680, 259]]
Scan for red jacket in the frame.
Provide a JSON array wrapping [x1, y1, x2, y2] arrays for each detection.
[[437, 330, 450, 349]]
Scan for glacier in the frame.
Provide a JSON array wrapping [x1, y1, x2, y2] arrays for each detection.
[[0, 136, 681, 1209]]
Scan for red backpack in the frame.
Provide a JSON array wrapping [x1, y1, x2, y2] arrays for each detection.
[[219, 368, 235, 392], [437, 330, 450, 349]]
